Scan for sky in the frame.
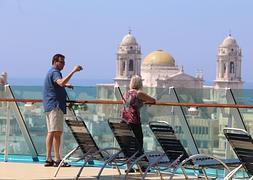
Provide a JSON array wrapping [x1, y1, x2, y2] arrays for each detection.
[[0, 0, 253, 86]]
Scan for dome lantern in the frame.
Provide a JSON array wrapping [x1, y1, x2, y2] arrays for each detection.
[[120, 32, 138, 46], [221, 34, 238, 47]]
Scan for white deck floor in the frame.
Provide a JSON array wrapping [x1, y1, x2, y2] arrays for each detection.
[[0, 162, 202, 179]]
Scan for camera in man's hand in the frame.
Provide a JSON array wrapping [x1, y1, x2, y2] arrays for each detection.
[[78, 65, 83, 71]]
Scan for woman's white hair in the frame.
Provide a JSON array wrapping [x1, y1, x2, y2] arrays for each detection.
[[129, 75, 143, 90]]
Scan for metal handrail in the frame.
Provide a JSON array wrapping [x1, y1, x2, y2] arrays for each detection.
[[1, 98, 253, 108]]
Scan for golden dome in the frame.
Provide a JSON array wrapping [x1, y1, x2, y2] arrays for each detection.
[[143, 50, 175, 66]]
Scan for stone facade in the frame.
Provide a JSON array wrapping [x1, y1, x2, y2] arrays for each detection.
[[214, 34, 243, 89], [114, 31, 141, 87]]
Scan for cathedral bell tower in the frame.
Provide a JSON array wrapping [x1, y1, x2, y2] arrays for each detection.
[[114, 31, 141, 87], [214, 34, 243, 89]]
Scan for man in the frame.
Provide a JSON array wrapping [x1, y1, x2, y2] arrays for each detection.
[[43, 54, 82, 167]]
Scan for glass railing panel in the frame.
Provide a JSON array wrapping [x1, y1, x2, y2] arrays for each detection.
[[10, 86, 97, 100], [9, 85, 45, 156], [0, 101, 30, 156], [172, 87, 240, 160], [70, 86, 121, 150], [72, 104, 120, 150], [66, 86, 97, 100], [2, 84, 249, 164], [142, 87, 177, 153], [11, 86, 43, 99], [96, 85, 167, 152], [230, 89, 253, 135], [230, 89, 253, 105]]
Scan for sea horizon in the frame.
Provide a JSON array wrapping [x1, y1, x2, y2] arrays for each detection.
[[8, 77, 114, 87], [7, 77, 253, 89]]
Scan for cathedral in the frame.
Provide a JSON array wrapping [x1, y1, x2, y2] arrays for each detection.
[[97, 31, 244, 104], [111, 31, 243, 90], [114, 31, 204, 89]]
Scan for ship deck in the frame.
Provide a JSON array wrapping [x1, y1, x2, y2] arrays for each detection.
[[0, 162, 200, 179]]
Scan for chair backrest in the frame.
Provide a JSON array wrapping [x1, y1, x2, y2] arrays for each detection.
[[149, 121, 189, 162], [224, 128, 253, 175], [65, 119, 103, 159], [108, 118, 140, 158]]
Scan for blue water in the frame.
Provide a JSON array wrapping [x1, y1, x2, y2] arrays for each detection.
[[8, 78, 253, 89], [0, 154, 104, 167], [9, 78, 113, 86]]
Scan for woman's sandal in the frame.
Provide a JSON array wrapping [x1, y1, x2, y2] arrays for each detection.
[[125, 168, 135, 173], [53, 160, 71, 167], [135, 166, 150, 172], [44, 160, 54, 167]]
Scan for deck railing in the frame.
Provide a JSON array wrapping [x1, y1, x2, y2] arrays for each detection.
[[0, 84, 253, 163]]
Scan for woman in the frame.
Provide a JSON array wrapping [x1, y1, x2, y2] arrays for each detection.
[[121, 75, 156, 172]]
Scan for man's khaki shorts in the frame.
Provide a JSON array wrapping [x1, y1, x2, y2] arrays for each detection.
[[46, 108, 64, 132]]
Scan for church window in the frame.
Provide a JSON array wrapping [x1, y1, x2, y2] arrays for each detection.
[[230, 62, 234, 73], [129, 59, 134, 71], [202, 141, 208, 148], [130, 46, 133, 49], [120, 61, 125, 76], [122, 62, 125, 70]]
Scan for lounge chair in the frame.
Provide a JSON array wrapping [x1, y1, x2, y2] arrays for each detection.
[[54, 118, 121, 180], [106, 118, 182, 180], [223, 127, 253, 180], [149, 121, 234, 179]]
